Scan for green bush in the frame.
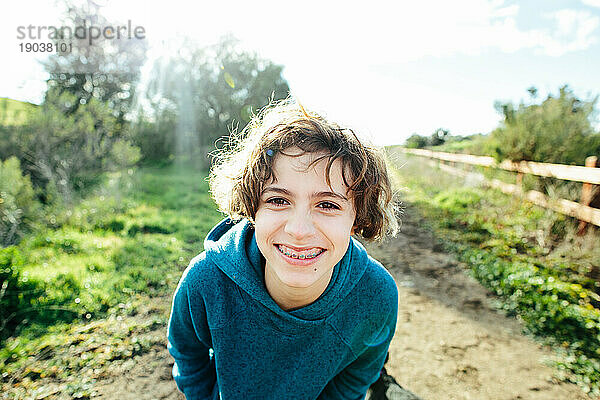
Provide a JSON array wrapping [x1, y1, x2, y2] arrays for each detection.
[[404, 134, 429, 149], [0, 157, 39, 246], [0, 247, 43, 342], [21, 91, 141, 203], [492, 86, 600, 165]]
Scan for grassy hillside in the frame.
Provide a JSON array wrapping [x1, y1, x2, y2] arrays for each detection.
[[0, 98, 37, 126], [0, 165, 223, 397]]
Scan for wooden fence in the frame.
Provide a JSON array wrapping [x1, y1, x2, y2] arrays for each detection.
[[400, 148, 600, 232]]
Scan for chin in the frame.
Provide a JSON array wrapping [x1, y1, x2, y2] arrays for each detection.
[[276, 270, 323, 289]]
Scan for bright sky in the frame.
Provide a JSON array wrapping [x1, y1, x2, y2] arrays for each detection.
[[2, 0, 600, 145]]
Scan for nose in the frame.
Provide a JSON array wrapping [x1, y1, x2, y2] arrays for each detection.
[[284, 210, 316, 240]]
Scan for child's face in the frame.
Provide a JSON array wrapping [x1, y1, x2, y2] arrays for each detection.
[[254, 148, 356, 292]]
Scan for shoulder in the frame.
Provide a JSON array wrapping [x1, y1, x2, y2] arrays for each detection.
[[361, 255, 398, 312], [180, 252, 209, 285], [351, 239, 398, 311], [173, 250, 241, 328], [175, 251, 225, 296], [365, 255, 397, 293]]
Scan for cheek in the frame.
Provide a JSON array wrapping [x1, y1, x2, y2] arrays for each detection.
[[254, 211, 267, 237], [326, 219, 354, 247], [345, 210, 357, 236], [254, 210, 281, 242], [254, 223, 272, 257]]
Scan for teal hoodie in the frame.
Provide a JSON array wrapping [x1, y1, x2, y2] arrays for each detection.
[[167, 218, 398, 400]]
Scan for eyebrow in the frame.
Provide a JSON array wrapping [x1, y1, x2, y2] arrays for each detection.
[[262, 186, 349, 202]]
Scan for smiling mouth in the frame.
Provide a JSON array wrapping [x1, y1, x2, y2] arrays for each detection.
[[276, 244, 325, 260]]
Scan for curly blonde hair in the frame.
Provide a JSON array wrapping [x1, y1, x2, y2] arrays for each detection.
[[209, 100, 399, 241]]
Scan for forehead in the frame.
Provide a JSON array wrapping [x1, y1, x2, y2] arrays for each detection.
[[268, 150, 349, 191]]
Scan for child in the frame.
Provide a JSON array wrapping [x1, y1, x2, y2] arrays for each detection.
[[167, 100, 399, 399]]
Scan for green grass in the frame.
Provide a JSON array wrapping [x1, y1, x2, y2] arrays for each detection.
[[0, 165, 223, 395], [0, 98, 37, 126], [388, 149, 600, 396]]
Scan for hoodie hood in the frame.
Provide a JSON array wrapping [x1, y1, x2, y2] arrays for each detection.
[[203, 218, 369, 321]]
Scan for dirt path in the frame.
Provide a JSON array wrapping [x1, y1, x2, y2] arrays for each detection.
[[92, 204, 590, 400]]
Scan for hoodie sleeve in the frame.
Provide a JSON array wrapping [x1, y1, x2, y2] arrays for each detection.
[[167, 265, 218, 400]]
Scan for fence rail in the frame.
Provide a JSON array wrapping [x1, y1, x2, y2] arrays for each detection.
[[400, 148, 600, 230], [403, 148, 600, 184]]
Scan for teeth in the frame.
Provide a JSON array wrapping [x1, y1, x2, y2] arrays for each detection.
[[277, 245, 324, 259]]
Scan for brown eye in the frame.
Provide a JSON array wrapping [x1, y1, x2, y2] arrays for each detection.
[[318, 201, 340, 210], [267, 197, 288, 206]]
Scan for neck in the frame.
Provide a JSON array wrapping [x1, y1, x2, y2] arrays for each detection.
[[264, 266, 334, 311]]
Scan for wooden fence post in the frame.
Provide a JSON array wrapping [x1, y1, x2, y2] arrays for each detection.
[[516, 172, 524, 193], [578, 156, 598, 235]]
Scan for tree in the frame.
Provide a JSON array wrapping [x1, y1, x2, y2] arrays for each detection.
[[404, 128, 449, 148], [21, 90, 139, 203], [42, 0, 147, 131], [492, 85, 600, 164], [404, 134, 428, 149], [135, 36, 290, 165], [430, 128, 449, 146], [2, 1, 146, 203]]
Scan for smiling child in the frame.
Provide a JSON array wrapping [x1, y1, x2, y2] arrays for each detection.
[[167, 100, 399, 399]]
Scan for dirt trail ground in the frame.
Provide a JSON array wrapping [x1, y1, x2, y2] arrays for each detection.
[[92, 204, 591, 400]]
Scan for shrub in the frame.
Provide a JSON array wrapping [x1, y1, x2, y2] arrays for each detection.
[[405, 134, 429, 149], [21, 91, 141, 203], [0, 247, 42, 342], [0, 157, 39, 246], [492, 86, 600, 165]]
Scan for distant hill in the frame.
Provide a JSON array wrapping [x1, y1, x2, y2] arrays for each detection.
[[0, 97, 38, 126]]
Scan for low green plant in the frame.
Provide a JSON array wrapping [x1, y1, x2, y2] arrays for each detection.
[[0, 247, 44, 342]]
